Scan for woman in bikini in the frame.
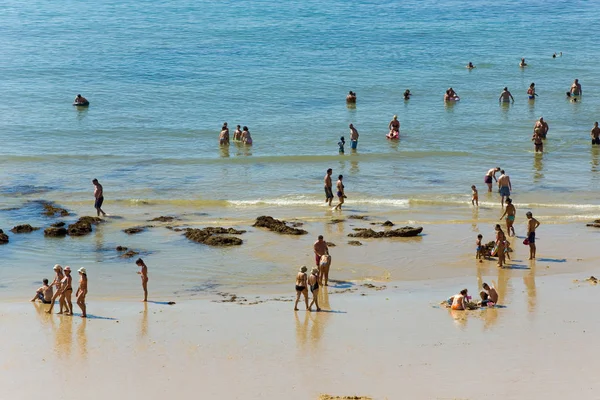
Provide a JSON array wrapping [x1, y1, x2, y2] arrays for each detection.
[[76, 267, 88, 318], [333, 175, 345, 210], [527, 83, 537, 99], [60, 267, 73, 315], [294, 266, 309, 311], [46, 264, 65, 314], [308, 267, 321, 312]]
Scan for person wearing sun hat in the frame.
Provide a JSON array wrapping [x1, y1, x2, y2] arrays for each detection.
[[76, 267, 88, 318], [60, 267, 74, 315], [46, 264, 65, 314], [308, 267, 321, 312], [294, 266, 309, 311]]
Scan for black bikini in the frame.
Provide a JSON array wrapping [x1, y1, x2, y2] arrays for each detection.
[[295, 285, 305, 292], [310, 282, 319, 293]]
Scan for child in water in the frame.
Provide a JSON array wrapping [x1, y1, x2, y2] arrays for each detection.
[[338, 136, 345, 154], [476, 234, 483, 262], [471, 185, 479, 206]]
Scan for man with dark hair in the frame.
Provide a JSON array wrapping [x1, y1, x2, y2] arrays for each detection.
[[324, 169, 334, 206], [92, 179, 107, 217], [313, 235, 329, 268], [526, 212, 541, 260], [31, 279, 53, 304], [498, 170, 512, 208]]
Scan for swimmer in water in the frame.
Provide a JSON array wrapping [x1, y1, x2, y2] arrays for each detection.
[[241, 126, 253, 145], [403, 89, 411, 100], [388, 115, 400, 137], [527, 83, 537, 99], [346, 91, 356, 104], [466, 62, 475, 69], [519, 58, 527, 67], [219, 123, 230, 145], [499, 87, 514, 103], [73, 94, 89, 106]]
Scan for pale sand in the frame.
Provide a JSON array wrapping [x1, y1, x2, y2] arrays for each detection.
[[2, 272, 600, 400]]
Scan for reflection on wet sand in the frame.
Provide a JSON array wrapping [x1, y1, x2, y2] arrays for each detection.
[[591, 146, 599, 173], [523, 265, 537, 314], [350, 159, 359, 174], [533, 152, 544, 183], [77, 318, 87, 359], [471, 207, 479, 232], [219, 145, 230, 158], [295, 286, 332, 352], [94, 223, 105, 262], [55, 314, 74, 359], [139, 302, 148, 338]]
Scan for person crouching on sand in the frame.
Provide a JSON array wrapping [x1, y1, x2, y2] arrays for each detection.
[[308, 267, 321, 312], [136, 258, 149, 302], [76, 268, 88, 318], [294, 266, 309, 311]]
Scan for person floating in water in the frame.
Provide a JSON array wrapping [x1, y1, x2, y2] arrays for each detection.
[[570, 79, 582, 96], [499, 87, 514, 103], [73, 94, 89, 106], [346, 91, 356, 104], [527, 83, 537, 99], [338, 136, 345, 153], [466, 62, 475, 69], [403, 89, 411, 100], [519, 58, 527, 67]]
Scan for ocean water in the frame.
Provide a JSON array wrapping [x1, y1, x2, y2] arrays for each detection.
[[2, 0, 600, 299]]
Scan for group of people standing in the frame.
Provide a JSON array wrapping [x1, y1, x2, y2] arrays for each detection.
[[294, 235, 332, 312], [32, 264, 88, 318], [324, 168, 346, 210], [219, 122, 253, 146]]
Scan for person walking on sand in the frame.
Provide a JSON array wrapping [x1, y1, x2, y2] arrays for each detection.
[[319, 254, 332, 286], [334, 175, 345, 210], [526, 211, 541, 260], [61, 267, 74, 315], [349, 123, 359, 150], [136, 258, 149, 302], [591, 122, 600, 145], [500, 198, 516, 236], [498, 170, 512, 208], [495, 225, 507, 268], [46, 265, 65, 314], [308, 267, 321, 312], [534, 117, 549, 139], [313, 235, 329, 268], [294, 266, 309, 311], [31, 278, 53, 304], [471, 185, 479, 206], [92, 179, 107, 217], [499, 87, 514, 103], [570, 79, 582, 96], [76, 268, 88, 318], [484, 167, 500, 193]]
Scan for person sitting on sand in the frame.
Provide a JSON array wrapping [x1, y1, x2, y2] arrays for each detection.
[[480, 283, 498, 306], [136, 258, 149, 302], [76, 267, 88, 318], [500, 198, 516, 236], [73, 94, 89, 106], [31, 278, 53, 304], [308, 267, 321, 312], [499, 87, 514, 103], [403, 89, 411, 100], [46, 264, 65, 314], [466, 62, 475, 69], [294, 266, 309, 311], [519, 58, 527, 67], [319, 254, 332, 286], [450, 289, 469, 310], [346, 91, 356, 103], [219, 123, 230, 145], [241, 126, 253, 145], [527, 83, 537, 99], [233, 125, 242, 141]]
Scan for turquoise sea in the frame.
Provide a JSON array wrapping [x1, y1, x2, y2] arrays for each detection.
[[2, 0, 600, 298]]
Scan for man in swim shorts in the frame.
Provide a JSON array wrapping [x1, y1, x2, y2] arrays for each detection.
[[534, 117, 549, 139], [480, 283, 498, 306], [570, 79, 582, 96], [526, 211, 540, 260], [497, 170, 512, 208], [324, 168, 334, 206], [499, 198, 516, 236], [484, 167, 501, 192], [313, 235, 329, 268], [349, 124, 359, 150], [591, 122, 600, 145], [31, 279, 53, 304], [92, 179, 107, 217], [499, 87, 514, 103]]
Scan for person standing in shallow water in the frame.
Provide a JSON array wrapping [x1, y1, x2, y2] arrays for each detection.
[[294, 266, 309, 311], [349, 124, 359, 150], [497, 170, 512, 208], [92, 179, 107, 217], [499, 87, 514, 103], [324, 169, 334, 207], [526, 211, 541, 260], [570, 79, 582, 96], [500, 198, 516, 236], [591, 122, 600, 145], [334, 175, 345, 210], [219, 123, 230, 145], [484, 167, 501, 193]]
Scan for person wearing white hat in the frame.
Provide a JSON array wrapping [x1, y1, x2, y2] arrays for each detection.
[[294, 266, 309, 311], [76, 267, 88, 318], [60, 267, 73, 315], [308, 267, 321, 312], [46, 264, 65, 314]]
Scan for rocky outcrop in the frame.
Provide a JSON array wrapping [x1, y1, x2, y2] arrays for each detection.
[[10, 224, 40, 233], [44, 227, 67, 237], [586, 219, 600, 228], [123, 227, 146, 235], [348, 241, 363, 246], [149, 216, 176, 222], [78, 216, 104, 225], [348, 226, 423, 238], [42, 202, 69, 217], [51, 222, 66, 228], [67, 220, 92, 236], [120, 250, 139, 258], [253, 216, 307, 235], [116, 246, 128, 251], [382, 220, 395, 227], [184, 227, 244, 246], [326, 242, 336, 247], [348, 215, 368, 220], [0, 229, 9, 244]]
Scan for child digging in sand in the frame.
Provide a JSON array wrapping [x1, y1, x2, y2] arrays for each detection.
[[136, 258, 149, 302]]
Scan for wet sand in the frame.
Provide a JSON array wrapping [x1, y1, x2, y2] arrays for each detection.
[[2, 272, 600, 400]]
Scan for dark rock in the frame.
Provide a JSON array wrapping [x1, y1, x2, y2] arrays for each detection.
[[184, 227, 244, 246], [123, 226, 148, 235], [348, 215, 368, 220], [0, 229, 9, 244], [150, 216, 176, 222], [348, 240, 363, 246], [290, 222, 304, 227], [382, 220, 395, 227], [326, 242, 336, 247], [67, 220, 92, 236], [10, 224, 40, 233], [348, 226, 423, 238], [51, 222, 65, 228], [44, 227, 67, 237], [586, 223, 600, 228], [173, 228, 183, 232], [116, 246, 128, 251], [120, 250, 139, 258], [253, 216, 308, 235], [329, 219, 345, 224], [42, 202, 69, 217], [78, 216, 104, 225]]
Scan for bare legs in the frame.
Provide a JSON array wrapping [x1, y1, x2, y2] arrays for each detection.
[[142, 279, 148, 302], [334, 196, 344, 211], [309, 289, 321, 312], [529, 243, 536, 260], [77, 294, 87, 318], [294, 289, 309, 311]]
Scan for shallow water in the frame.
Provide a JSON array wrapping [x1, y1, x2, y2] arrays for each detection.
[[1, 0, 600, 298]]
